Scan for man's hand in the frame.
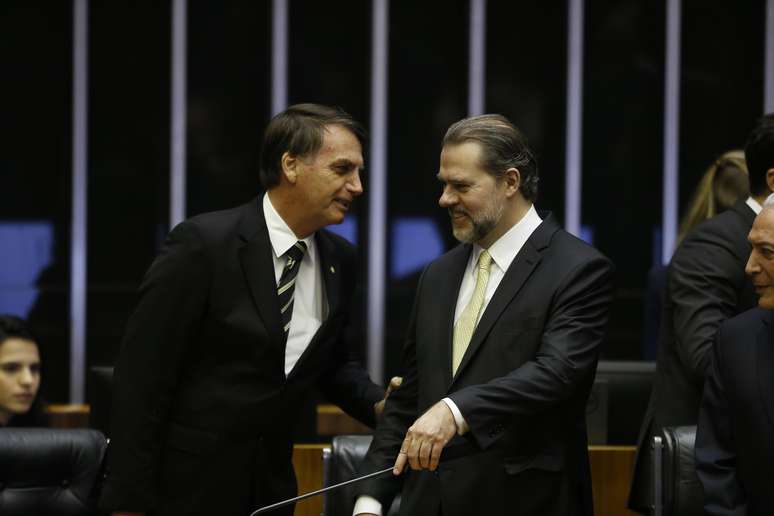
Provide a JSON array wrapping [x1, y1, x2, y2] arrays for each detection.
[[374, 376, 402, 418], [393, 400, 456, 475]]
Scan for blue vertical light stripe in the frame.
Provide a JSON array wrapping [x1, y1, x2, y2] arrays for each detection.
[[468, 0, 486, 116], [170, 0, 187, 228], [368, 0, 389, 384], [564, 0, 584, 237], [271, 0, 288, 116], [662, 0, 681, 264], [70, 0, 89, 404]]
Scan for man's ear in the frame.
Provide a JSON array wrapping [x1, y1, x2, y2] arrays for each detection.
[[766, 167, 774, 194], [503, 167, 521, 197], [281, 151, 299, 184]]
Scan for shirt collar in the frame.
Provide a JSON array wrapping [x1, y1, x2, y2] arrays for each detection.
[[263, 193, 316, 260], [747, 196, 763, 215], [470, 204, 543, 273]]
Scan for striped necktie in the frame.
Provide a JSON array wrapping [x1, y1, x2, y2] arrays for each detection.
[[452, 249, 492, 375], [278, 241, 308, 343]]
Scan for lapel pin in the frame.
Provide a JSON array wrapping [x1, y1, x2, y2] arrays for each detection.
[[330, 266, 336, 274]]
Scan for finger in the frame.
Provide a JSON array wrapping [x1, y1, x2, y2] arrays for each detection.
[[406, 436, 422, 470], [429, 440, 443, 471], [393, 452, 407, 475], [418, 440, 433, 469]]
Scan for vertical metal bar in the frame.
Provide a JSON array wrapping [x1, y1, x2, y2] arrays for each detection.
[[564, 0, 584, 237], [70, 0, 89, 403], [662, 0, 681, 264], [271, 0, 288, 116], [766, 0, 774, 113], [368, 0, 389, 384], [468, 0, 486, 116], [170, 0, 188, 228]]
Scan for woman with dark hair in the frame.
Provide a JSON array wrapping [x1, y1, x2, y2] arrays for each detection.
[[0, 314, 46, 427]]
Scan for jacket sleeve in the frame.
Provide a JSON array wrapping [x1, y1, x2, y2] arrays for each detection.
[[448, 255, 613, 450], [354, 269, 428, 508], [669, 228, 749, 384], [695, 325, 748, 515], [99, 221, 211, 512]]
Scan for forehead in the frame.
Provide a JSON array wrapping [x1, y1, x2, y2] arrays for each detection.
[[0, 338, 39, 362], [315, 124, 363, 164], [438, 141, 488, 180]]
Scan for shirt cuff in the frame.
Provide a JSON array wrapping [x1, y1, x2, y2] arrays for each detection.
[[442, 397, 469, 435], [353, 495, 383, 515]]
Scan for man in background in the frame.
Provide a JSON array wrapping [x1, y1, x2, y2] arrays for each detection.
[[629, 113, 774, 512], [101, 104, 388, 516], [696, 195, 774, 514]]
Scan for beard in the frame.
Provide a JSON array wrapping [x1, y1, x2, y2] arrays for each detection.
[[449, 200, 504, 244]]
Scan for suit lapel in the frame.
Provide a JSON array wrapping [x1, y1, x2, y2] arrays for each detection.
[[237, 198, 285, 349], [756, 310, 774, 432], [450, 214, 558, 385], [316, 230, 342, 315]]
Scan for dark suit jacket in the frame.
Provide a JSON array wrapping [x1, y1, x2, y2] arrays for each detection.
[[696, 308, 774, 515], [99, 197, 382, 516], [358, 214, 613, 516], [629, 201, 757, 511]]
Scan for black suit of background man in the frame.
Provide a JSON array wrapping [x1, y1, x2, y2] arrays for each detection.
[[629, 113, 774, 512], [697, 307, 774, 514], [99, 104, 384, 516]]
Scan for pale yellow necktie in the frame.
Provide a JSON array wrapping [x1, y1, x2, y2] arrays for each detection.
[[452, 249, 492, 375]]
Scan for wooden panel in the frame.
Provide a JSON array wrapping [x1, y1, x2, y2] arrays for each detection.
[[292, 444, 327, 516], [316, 404, 370, 435], [589, 445, 638, 516], [45, 403, 90, 428]]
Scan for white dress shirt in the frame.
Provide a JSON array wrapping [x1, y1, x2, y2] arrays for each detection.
[[747, 196, 762, 215], [353, 205, 543, 516], [263, 193, 326, 375]]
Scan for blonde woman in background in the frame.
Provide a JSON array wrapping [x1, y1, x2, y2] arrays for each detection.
[[677, 150, 749, 243]]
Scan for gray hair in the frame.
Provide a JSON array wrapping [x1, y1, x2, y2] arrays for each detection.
[[442, 114, 539, 201]]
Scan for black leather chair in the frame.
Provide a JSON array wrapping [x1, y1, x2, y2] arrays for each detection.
[[0, 428, 108, 516], [652, 425, 703, 516], [595, 360, 656, 444], [324, 435, 400, 516]]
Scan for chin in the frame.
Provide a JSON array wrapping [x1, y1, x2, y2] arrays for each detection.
[[759, 297, 774, 310]]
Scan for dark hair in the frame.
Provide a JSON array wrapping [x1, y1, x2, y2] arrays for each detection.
[[0, 315, 47, 427], [259, 103, 366, 189], [744, 113, 774, 196], [442, 114, 539, 201]]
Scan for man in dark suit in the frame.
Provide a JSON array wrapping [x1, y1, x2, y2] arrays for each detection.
[[696, 198, 774, 514], [629, 114, 774, 512], [354, 114, 613, 516], [100, 104, 387, 516]]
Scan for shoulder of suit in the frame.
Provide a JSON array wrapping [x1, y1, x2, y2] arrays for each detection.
[[171, 201, 252, 245], [686, 205, 753, 243], [719, 307, 768, 344]]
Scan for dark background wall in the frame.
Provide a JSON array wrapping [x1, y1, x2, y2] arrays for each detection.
[[0, 0, 767, 403]]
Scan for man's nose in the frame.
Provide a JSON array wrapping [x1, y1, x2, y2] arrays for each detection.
[[347, 171, 363, 197], [439, 187, 455, 207], [746, 252, 760, 277], [18, 368, 34, 386]]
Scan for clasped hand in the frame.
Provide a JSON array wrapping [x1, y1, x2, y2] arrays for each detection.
[[393, 400, 457, 475]]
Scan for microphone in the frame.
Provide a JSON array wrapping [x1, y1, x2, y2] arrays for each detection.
[[249, 466, 394, 515]]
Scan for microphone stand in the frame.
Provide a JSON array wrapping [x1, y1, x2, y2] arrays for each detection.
[[249, 466, 394, 515]]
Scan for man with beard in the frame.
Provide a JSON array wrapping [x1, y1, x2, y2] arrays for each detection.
[[353, 114, 613, 516]]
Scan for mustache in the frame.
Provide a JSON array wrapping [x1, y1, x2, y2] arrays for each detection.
[[448, 208, 468, 217]]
